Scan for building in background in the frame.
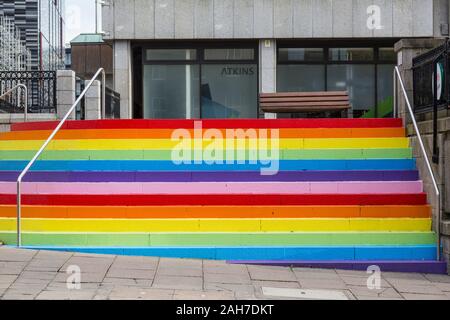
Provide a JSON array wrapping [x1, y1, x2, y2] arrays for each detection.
[[0, 15, 31, 71], [103, 0, 449, 120], [0, 0, 65, 70], [70, 33, 113, 87]]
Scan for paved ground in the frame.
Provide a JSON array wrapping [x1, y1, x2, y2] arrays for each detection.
[[0, 247, 450, 300]]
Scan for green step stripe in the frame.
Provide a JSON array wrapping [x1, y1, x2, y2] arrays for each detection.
[[0, 149, 413, 161], [0, 232, 436, 247]]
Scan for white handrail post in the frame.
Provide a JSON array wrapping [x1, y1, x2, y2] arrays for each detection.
[[0, 84, 28, 122], [16, 68, 105, 248], [393, 71, 398, 119], [102, 69, 106, 119], [393, 66, 441, 261]]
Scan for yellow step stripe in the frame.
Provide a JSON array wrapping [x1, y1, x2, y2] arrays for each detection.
[[0, 218, 431, 233], [0, 138, 409, 151]]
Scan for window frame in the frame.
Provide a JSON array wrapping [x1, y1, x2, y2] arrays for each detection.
[[140, 41, 259, 119], [276, 40, 397, 118]]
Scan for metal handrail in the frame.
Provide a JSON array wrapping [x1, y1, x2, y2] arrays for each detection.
[[16, 68, 105, 247], [0, 84, 28, 122], [393, 66, 441, 261]]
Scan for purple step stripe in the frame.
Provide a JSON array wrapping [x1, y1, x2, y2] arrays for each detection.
[[227, 260, 448, 275], [0, 170, 420, 183]]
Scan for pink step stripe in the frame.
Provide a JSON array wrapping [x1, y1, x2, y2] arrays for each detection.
[[0, 181, 423, 195]]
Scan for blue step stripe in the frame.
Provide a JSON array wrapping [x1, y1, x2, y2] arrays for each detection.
[[0, 159, 417, 172], [19, 245, 437, 261]]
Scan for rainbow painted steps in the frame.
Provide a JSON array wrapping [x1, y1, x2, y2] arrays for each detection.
[[0, 118, 445, 274]]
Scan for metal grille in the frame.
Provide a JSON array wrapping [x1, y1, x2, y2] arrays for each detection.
[[412, 41, 449, 114], [75, 76, 85, 120], [105, 87, 120, 119], [0, 70, 57, 113]]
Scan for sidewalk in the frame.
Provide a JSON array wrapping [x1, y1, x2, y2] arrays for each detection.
[[0, 247, 449, 300]]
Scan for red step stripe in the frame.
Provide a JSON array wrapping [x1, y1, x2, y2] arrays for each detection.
[[0, 193, 427, 206], [11, 118, 404, 131]]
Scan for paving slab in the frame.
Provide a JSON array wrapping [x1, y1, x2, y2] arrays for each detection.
[[109, 286, 174, 300], [19, 271, 56, 281], [435, 282, 450, 292], [8, 282, 49, 292], [299, 279, 348, 290], [334, 269, 371, 278], [36, 290, 97, 300], [204, 272, 251, 285], [401, 293, 450, 300], [0, 261, 27, 275], [424, 274, 450, 283], [112, 261, 158, 271], [248, 266, 297, 282], [203, 260, 248, 275], [348, 286, 403, 299], [339, 275, 391, 288], [159, 258, 202, 269], [204, 283, 255, 295], [1, 247, 450, 300], [1, 292, 37, 300], [26, 258, 69, 269], [173, 290, 235, 300], [294, 270, 342, 281], [152, 275, 203, 291], [394, 283, 445, 295], [52, 271, 106, 284], [0, 274, 17, 283], [157, 266, 203, 277], [46, 282, 100, 291], [0, 248, 36, 262], [2, 287, 41, 298], [252, 280, 301, 289], [106, 268, 156, 280], [356, 296, 404, 300]]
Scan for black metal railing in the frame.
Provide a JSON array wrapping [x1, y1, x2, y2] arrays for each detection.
[[0, 71, 57, 114], [412, 41, 449, 114], [412, 40, 450, 163]]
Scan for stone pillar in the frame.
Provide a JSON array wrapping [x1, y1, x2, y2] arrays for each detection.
[[259, 39, 277, 119], [113, 40, 133, 119], [84, 80, 101, 120], [56, 70, 76, 120], [394, 39, 445, 121]]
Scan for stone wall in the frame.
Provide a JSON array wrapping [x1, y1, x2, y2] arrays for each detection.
[[407, 115, 450, 271], [395, 38, 450, 271]]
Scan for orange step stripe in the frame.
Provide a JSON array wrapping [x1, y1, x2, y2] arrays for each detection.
[[0, 205, 431, 219], [0, 128, 406, 141]]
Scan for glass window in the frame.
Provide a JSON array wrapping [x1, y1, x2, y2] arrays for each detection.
[[40, 0, 50, 42], [145, 49, 197, 61], [143, 65, 200, 119], [329, 48, 374, 61], [277, 65, 326, 92], [201, 64, 257, 118], [278, 48, 324, 62], [327, 65, 375, 117], [204, 49, 254, 61], [377, 64, 395, 118], [379, 48, 396, 62]]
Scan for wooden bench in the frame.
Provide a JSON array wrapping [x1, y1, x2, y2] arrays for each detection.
[[260, 91, 351, 117]]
